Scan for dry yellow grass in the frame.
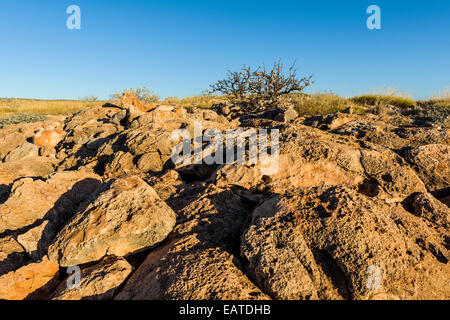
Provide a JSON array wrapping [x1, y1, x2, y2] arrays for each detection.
[[163, 95, 226, 109], [417, 88, 450, 110], [430, 88, 450, 101], [288, 92, 365, 115], [0, 98, 104, 118], [2, 89, 446, 120]]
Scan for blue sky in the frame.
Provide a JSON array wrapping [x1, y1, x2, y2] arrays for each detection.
[[0, 0, 449, 100]]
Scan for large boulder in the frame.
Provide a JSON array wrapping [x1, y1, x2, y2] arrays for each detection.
[[146, 170, 185, 201], [116, 185, 268, 300], [273, 106, 298, 123], [0, 118, 64, 161], [16, 220, 58, 260], [411, 193, 449, 231], [116, 235, 268, 300], [100, 128, 177, 178], [215, 124, 426, 202], [33, 128, 65, 148], [404, 144, 450, 192], [121, 91, 156, 113], [55, 105, 124, 171], [63, 105, 124, 132], [0, 131, 28, 161], [48, 176, 176, 266], [3, 142, 39, 162]]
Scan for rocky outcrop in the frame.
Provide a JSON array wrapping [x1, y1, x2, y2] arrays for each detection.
[[0, 117, 64, 161], [215, 124, 427, 202], [0, 92, 448, 300], [48, 176, 176, 266], [121, 91, 156, 113], [241, 186, 450, 300], [304, 113, 449, 149]]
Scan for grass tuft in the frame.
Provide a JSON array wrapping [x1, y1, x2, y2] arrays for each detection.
[[0, 98, 104, 117], [350, 95, 416, 108]]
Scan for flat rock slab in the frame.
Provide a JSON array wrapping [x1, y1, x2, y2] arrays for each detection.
[[0, 170, 102, 234], [0, 158, 56, 186], [404, 144, 450, 192]]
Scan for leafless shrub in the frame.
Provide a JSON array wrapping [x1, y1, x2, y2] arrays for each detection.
[[81, 95, 99, 102]]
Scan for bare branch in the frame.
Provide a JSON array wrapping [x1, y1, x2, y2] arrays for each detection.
[[209, 60, 313, 111]]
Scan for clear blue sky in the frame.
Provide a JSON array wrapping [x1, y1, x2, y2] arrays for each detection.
[[0, 0, 449, 100]]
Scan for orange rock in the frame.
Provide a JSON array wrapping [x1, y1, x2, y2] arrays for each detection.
[[48, 176, 176, 266], [33, 128, 65, 148], [0, 120, 64, 159], [0, 257, 60, 300]]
